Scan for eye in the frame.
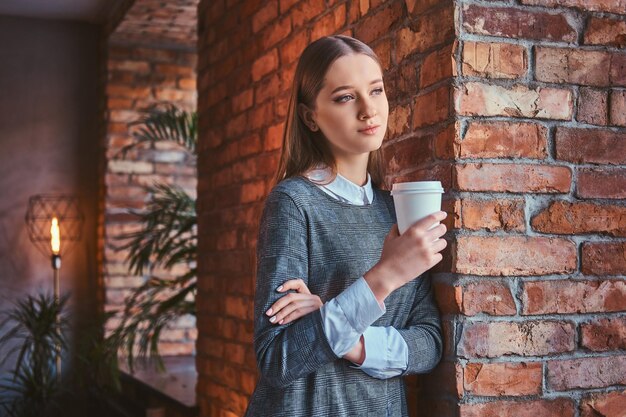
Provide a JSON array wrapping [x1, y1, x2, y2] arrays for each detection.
[[334, 94, 353, 103], [372, 87, 384, 95]]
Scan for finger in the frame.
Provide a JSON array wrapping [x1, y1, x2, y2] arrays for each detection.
[[277, 278, 310, 294], [430, 237, 448, 253], [425, 223, 448, 241], [266, 293, 308, 316], [273, 300, 320, 325], [408, 211, 448, 232], [388, 223, 399, 237], [279, 304, 320, 325]]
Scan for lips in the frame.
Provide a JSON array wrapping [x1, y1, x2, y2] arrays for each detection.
[[358, 125, 380, 134]]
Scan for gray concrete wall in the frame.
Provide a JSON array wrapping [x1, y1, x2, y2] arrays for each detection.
[[0, 15, 101, 375]]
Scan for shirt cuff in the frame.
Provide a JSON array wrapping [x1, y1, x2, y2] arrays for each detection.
[[320, 276, 386, 357], [350, 326, 409, 379]]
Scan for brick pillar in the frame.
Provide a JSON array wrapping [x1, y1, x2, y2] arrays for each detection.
[[196, 0, 626, 416], [451, 1, 626, 416], [103, 39, 198, 355]]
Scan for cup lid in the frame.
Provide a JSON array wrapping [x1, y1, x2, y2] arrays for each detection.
[[391, 181, 444, 193]]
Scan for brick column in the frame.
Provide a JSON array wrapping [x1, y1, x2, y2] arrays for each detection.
[[451, 1, 626, 416], [103, 0, 199, 356], [196, 0, 626, 416]]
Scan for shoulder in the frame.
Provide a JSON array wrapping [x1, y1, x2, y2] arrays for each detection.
[[262, 176, 318, 218]]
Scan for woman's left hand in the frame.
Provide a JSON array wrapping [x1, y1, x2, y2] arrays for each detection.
[[265, 279, 323, 325]]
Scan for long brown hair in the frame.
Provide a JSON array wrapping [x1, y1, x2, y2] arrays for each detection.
[[272, 35, 387, 189]]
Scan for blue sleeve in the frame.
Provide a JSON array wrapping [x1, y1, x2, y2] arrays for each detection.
[[319, 276, 386, 356], [350, 326, 409, 379], [320, 275, 409, 379]]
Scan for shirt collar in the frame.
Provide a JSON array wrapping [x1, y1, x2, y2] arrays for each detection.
[[305, 164, 374, 205]]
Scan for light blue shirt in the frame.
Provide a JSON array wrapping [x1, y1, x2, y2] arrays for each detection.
[[305, 165, 409, 379]]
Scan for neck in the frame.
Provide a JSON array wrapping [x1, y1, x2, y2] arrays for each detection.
[[335, 154, 369, 186]]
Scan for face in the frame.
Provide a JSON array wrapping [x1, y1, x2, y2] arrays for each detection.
[[299, 53, 389, 164]]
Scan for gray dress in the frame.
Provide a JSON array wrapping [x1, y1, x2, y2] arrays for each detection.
[[244, 175, 443, 417]]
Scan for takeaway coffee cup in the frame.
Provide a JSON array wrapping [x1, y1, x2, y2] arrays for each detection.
[[391, 181, 445, 235]]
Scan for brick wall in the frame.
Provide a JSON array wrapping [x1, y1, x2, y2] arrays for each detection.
[[450, 0, 626, 415], [196, 0, 626, 416], [196, 0, 455, 415], [103, 43, 198, 355]]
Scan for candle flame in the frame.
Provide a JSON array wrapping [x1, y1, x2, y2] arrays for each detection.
[[51, 217, 60, 254]]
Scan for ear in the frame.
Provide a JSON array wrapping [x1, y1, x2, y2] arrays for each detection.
[[297, 103, 319, 132]]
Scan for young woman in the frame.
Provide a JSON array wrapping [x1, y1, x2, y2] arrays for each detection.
[[244, 35, 447, 417]]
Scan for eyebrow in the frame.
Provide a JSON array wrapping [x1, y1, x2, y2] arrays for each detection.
[[330, 78, 384, 95]]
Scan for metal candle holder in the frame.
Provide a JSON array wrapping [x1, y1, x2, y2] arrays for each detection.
[[24, 194, 84, 380]]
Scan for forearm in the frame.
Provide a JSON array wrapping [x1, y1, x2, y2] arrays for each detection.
[[255, 308, 338, 388]]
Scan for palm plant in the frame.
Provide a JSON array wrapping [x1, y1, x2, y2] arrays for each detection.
[[0, 293, 69, 417], [110, 104, 197, 372]]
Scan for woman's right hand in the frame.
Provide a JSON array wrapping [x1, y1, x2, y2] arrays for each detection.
[[364, 210, 448, 304]]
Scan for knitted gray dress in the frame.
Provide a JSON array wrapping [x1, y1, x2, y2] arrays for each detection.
[[244, 175, 443, 417]]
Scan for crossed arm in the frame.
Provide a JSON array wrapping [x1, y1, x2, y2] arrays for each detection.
[[253, 191, 443, 387]]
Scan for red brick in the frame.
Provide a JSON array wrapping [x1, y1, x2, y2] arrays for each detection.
[[395, 6, 455, 62], [455, 163, 572, 193], [240, 180, 266, 203], [461, 198, 525, 232], [264, 122, 284, 151], [404, 0, 442, 16], [461, 281, 517, 316], [531, 200, 626, 237], [289, 0, 325, 27], [610, 90, 626, 127], [458, 320, 576, 358], [107, 60, 151, 73], [521, 0, 626, 14], [255, 73, 281, 105], [581, 390, 626, 417], [355, 1, 403, 44], [434, 122, 456, 160], [412, 84, 451, 128], [548, 355, 626, 390], [238, 133, 262, 157], [539, 47, 605, 86], [585, 16, 626, 48], [433, 281, 462, 315], [577, 168, 626, 199], [611, 53, 626, 86], [460, 121, 548, 159], [155, 64, 195, 77], [279, 29, 308, 65], [582, 317, 626, 351], [582, 242, 626, 276], [231, 88, 254, 114], [456, 82, 573, 120], [462, 4, 577, 42], [310, 4, 346, 41], [252, 0, 278, 33], [372, 37, 392, 72], [251, 48, 279, 82], [384, 136, 432, 175], [460, 398, 575, 417], [106, 85, 151, 99], [464, 362, 542, 396], [522, 279, 626, 315], [386, 103, 411, 140], [577, 87, 608, 125], [456, 236, 577, 276], [462, 41, 527, 79], [260, 15, 292, 50], [420, 43, 454, 88]]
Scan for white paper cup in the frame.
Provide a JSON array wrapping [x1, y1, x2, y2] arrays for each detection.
[[391, 181, 444, 235]]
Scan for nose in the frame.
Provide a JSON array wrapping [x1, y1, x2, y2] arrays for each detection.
[[358, 96, 377, 120]]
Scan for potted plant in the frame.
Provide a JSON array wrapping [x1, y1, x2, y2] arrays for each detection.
[[0, 293, 69, 417]]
